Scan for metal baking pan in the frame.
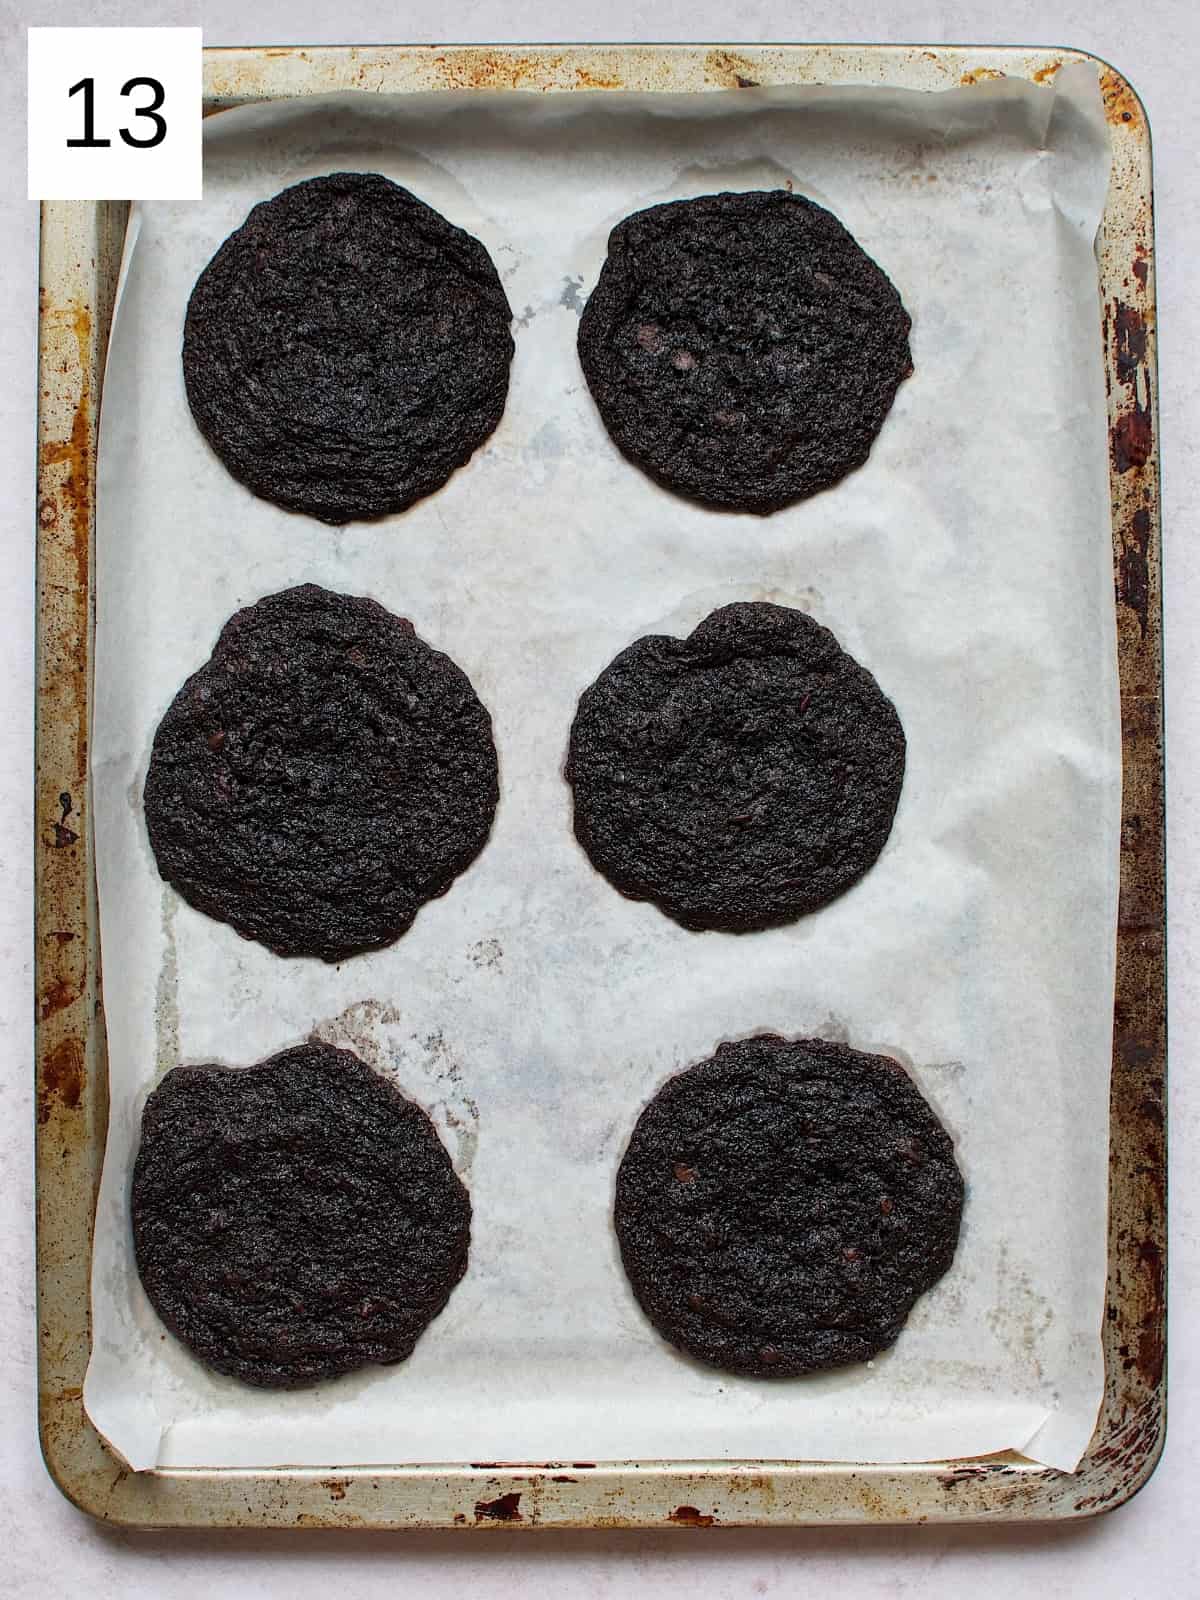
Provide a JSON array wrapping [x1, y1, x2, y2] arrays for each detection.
[[35, 42, 1164, 1528]]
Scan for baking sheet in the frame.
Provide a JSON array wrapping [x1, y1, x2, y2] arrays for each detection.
[[85, 68, 1117, 1475]]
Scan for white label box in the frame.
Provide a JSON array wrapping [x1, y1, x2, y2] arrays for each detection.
[[28, 27, 202, 201]]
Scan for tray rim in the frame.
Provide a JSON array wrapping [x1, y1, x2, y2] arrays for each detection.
[[33, 39, 1165, 1530]]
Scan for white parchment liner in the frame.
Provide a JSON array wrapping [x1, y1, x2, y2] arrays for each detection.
[[86, 68, 1117, 1473]]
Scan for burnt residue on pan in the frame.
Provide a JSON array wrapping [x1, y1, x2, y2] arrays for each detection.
[[1118, 507, 1153, 635], [668, 1504, 717, 1527], [36, 298, 98, 1149], [474, 1492, 523, 1523], [39, 1037, 84, 1123], [1107, 299, 1154, 480], [1083, 73, 1166, 1523]]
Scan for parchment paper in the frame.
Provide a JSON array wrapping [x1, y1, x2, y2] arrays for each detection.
[[86, 67, 1118, 1474]]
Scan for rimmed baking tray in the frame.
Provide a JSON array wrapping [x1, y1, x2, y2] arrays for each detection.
[[34, 42, 1164, 1528]]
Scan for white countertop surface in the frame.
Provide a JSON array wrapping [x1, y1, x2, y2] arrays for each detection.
[[1, 3, 1196, 1594]]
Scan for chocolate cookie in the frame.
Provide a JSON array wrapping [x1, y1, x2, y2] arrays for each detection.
[[132, 1042, 471, 1389], [615, 1035, 964, 1378], [183, 172, 514, 523], [144, 584, 498, 961], [566, 602, 905, 931], [578, 190, 912, 513]]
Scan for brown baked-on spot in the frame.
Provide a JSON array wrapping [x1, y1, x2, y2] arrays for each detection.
[[938, 1465, 993, 1491], [1118, 507, 1153, 637], [575, 66, 622, 89], [321, 1478, 348, 1501], [39, 305, 94, 770], [959, 67, 1006, 85], [40, 1037, 84, 1122], [1107, 297, 1155, 636], [432, 50, 564, 91], [1113, 303, 1148, 384], [474, 1492, 522, 1523], [1134, 1239, 1165, 1387], [1112, 408, 1153, 474], [1032, 61, 1062, 84], [1136, 1089, 1164, 1124], [668, 1504, 716, 1526], [1107, 299, 1158, 476], [39, 974, 77, 1022], [1100, 66, 1144, 128], [703, 48, 762, 90], [51, 790, 79, 849]]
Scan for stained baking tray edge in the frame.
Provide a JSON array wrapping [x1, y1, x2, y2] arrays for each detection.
[[34, 41, 1165, 1528]]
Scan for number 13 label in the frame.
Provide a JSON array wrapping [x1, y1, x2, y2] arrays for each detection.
[[68, 76, 168, 151], [28, 28, 201, 200]]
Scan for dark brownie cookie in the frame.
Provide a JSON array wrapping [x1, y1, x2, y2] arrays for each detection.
[[565, 601, 905, 932], [183, 172, 514, 523], [615, 1035, 964, 1378], [578, 189, 912, 513], [132, 1042, 471, 1389], [144, 584, 498, 961]]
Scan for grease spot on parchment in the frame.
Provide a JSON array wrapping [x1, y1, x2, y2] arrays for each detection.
[[927, 1058, 966, 1080], [311, 998, 402, 1068], [312, 1005, 480, 1180], [595, 1115, 622, 1159], [646, 584, 824, 645], [492, 239, 522, 285], [419, 1028, 482, 1179], [521, 418, 568, 486], [988, 1243, 1053, 1380], [510, 277, 590, 329], [155, 891, 180, 1079], [867, 1043, 967, 1153], [468, 937, 504, 970], [905, 1275, 967, 1333], [817, 1012, 851, 1045], [670, 159, 809, 205]]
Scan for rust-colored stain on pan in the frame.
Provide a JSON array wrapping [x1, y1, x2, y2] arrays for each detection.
[[36, 298, 95, 1102], [1088, 47, 1165, 1516], [668, 1504, 718, 1527], [35, 44, 1164, 1530], [474, 1491, 524, 1523]]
